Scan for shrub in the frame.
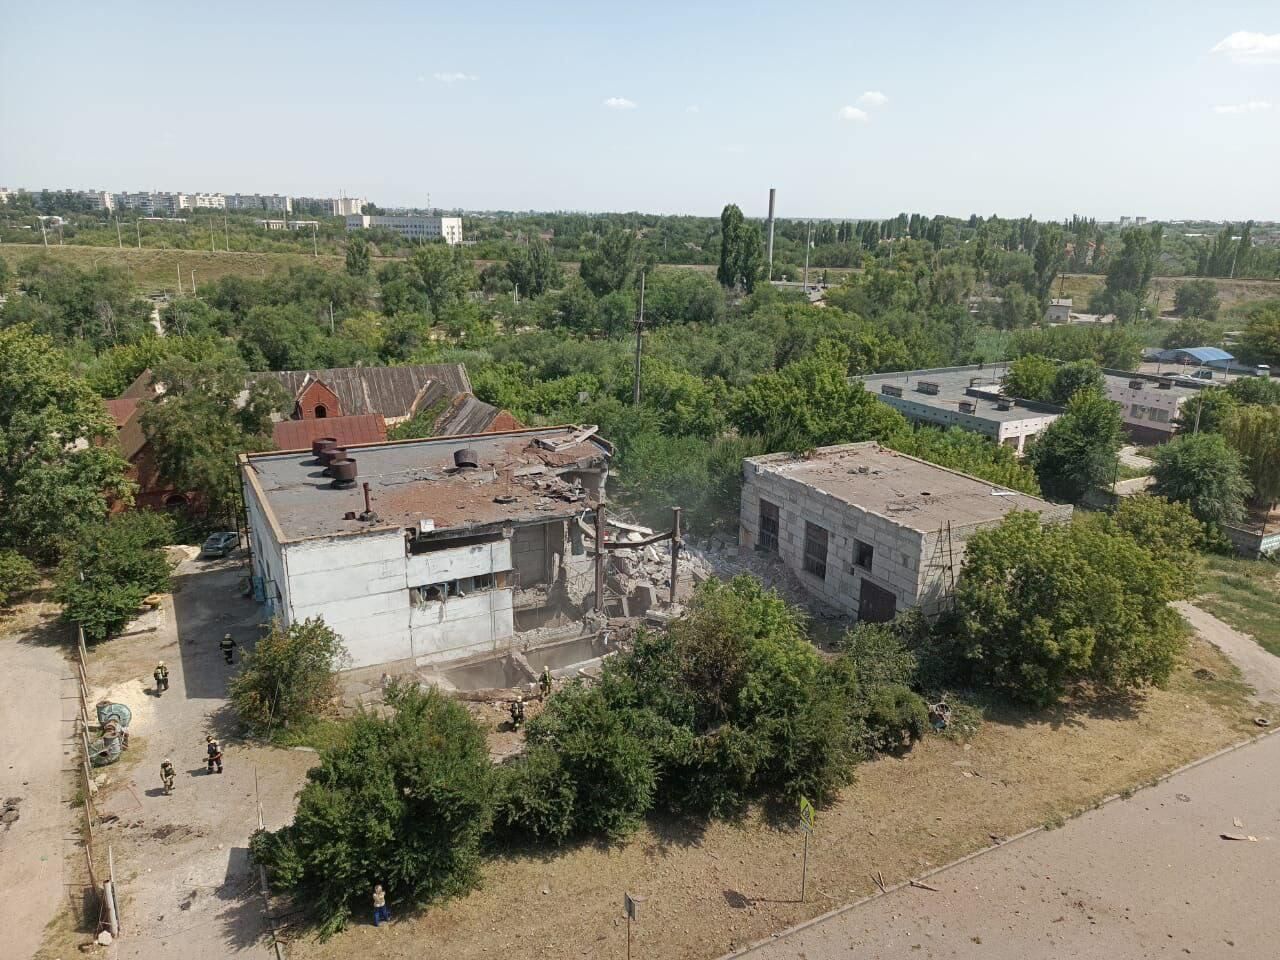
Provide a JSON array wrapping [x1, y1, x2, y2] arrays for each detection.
[[0, 550, 38, 608], [859, 684, 930, 753], [229, 617, 349, 733], [54, 512, 174, 641], [1151, 433, 1251, 526], [251, 683, 494, 938]]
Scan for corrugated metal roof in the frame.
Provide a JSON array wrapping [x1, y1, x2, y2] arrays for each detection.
[[1159, 347, 1234, 363], [272, 415, 388, 451], [433, 394, 503, 436], [249, 364, 473, 419]]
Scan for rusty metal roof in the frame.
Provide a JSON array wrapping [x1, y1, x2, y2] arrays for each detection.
[[272, 415, 387, 451], [242, 427, 611, 543], [249, 364, 473, 419]]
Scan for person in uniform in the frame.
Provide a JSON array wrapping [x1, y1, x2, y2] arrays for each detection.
[[220, 633, 236, 664], [153, 661, 169, 693], [206, 735, 223, 774], [539, 665, 552, 699], [160, 758, 176, 793], [509, 695, 525, 730]]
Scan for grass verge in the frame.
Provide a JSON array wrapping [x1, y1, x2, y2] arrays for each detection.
[[1199, 554, 1280, 657]]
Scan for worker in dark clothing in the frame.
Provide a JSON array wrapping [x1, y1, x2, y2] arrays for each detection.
[[206, 735, 223, 774], [539, 665, 552, 700], [220, 633, 236, 664], [160, 758, 176, 794], [509, 695, 525, 730], [154, 661, 169, 693]]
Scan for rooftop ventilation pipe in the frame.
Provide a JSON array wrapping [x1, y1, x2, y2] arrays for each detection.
[[454, 448, 480, 470], [311, 437, 339, 459], [330, 458, 358, 488]]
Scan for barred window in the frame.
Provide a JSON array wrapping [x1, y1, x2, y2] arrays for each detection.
[[758, 500, 780, 553], [803, 522, 828, 579]]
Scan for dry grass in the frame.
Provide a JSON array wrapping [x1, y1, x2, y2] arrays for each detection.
[[292, 637, 1263, 960], [1055, 273, 1280, 315], [1199, 554, 1280, 657]]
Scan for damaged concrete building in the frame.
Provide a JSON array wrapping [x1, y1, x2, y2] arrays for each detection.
[[739, 443, 1072, 622], [239, 427, 628, 671]]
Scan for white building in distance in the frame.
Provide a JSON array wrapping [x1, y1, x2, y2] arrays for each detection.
[[190, 193, 226, 209], [346, 214, 463, 244], [226, 193, 292, 213]]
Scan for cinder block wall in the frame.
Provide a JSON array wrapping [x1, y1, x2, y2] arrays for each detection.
[[740, 461, 926, 619]]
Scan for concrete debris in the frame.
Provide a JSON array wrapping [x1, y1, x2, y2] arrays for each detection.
[[1220, 833, 1258, 842]]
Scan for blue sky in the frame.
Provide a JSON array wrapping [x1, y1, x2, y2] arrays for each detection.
[[1, 1, 1277, 219]]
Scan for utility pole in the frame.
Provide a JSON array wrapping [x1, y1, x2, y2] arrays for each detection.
[[329, 301, 335, 334], [176, 264, 182, 295], [224, 213, 230, 251], [190, 269, 196, 294], [766, 187, 776, 280], [593, 503, 607, 613], [39, 218, 48, 248], [312, 223, 318, 257], [210, 221, 216, 253], [669, 507, 682, 606], [802, 220, 812, 293], [115, 217, 123, 249], [136, 219, 141, 249], [632, 270, 646, 406]]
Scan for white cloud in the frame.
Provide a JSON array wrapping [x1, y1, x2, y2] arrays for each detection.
[[433, 72, 476, 85], [604, 97, 638, 110], [1214, 99, 1273, 114], [723, 143, 746, 154], [837, 105, 869, 122], [1210, 31, 1280, 63], [686, 105, 700, 114], [858, 90, 889, 107]]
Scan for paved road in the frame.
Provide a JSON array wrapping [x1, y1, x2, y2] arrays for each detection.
[[735, 732, 1280, 959]]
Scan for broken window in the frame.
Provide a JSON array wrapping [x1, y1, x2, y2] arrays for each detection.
[[410, 573, 498, 606], [854, 538, 874, 571], [758, 500, 779, 553], [802, 521, 828, 580]]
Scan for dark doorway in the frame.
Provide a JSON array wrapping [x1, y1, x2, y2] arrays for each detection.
[[313, 404, 328, 418], [858, 578, 897, 623]]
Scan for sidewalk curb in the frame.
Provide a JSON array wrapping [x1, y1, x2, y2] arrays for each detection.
[[718, 725, 1280, 959]]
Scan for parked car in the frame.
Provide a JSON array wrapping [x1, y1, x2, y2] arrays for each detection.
[[202, 531, 239, 558]]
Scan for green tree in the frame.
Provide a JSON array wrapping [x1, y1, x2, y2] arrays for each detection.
[[0, 326, 130, 562], [579, 228, 640, 297], [1050, 359, 1104, 405], [1174, 387, 1238, 434], [1223, 405, 1280, 507], [141, 356, 289, 520], [717, 204, 763, 292], [1027, 388, 1123, 502], [1241, 302, 1280, 365], [1151, 432, 1250, 525], [730, 342, 908, 450], [1002, 354, 1056, 402], [1173, 279, 1220, 320], [409, 244, 476, 313], [1162, 317, 1221, 350], [230, 617, 350, 732], [888, 427, 1040, 495], [344, 234, 370, 278], [1032, 225, 1066, 301], [54, 512, 175, 642], [642, 269, 726, 326], [1094, 227, 1160, 321], [250, 683, 494, 938], [1106, 495, 1205, 594], [948, 511, 1188, 707], [1226, 376, 1280, 406], [0, 550, 38, 608], [504, 239, 564, 298]]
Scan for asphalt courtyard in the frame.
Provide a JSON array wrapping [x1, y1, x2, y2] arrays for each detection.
[[732, 731, 1280, 959]]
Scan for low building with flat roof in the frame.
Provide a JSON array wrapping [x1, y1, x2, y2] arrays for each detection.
[[858, 365, 1062, 454], [240, 427, 611, 669], [1100, 368, 1205, 444], [739, 443, 1072, 622]]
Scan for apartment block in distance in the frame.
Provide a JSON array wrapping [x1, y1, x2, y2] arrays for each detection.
[[739, 443, 1072, 622], [860, 364, 1062, 454], [346, 214, 463, 244], [226, 193, 292, 213]]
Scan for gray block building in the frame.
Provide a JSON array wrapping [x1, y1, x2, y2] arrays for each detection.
[[739, 443, 1073, 622]]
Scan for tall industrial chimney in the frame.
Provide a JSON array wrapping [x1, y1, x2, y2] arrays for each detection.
[[766, 188, 776, 279]]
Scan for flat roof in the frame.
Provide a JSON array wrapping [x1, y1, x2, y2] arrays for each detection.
[[242, 427, 609, 544], [747, 442, 1062, 533], [1101, 368, 1205, 400], [858, 365, 1062, 424]]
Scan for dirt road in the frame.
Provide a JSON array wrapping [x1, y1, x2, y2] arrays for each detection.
[[1175, 601, 1280, 704], [0, 603, 76, 960], [733, 730, 1280, 959]]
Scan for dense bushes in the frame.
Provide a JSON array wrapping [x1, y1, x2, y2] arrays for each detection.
[[251, 684, 495, 938], [229, 618, 349, 732], [0, 550, 38, 607], [54, 512, 174, 641]]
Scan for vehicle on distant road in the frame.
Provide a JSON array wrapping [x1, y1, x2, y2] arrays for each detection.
[[202, 531, 239, 558]]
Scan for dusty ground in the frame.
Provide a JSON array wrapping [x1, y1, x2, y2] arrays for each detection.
[[34, 553, 317, 959], [0, 595, 79, 960], [1175, 601, 1280, 703], [741, 729, 1280, 959], [292, 634, 1267, 960]]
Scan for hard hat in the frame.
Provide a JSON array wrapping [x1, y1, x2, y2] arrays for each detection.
[[163, 757, 171, 764], [157, 660, 165, 666]]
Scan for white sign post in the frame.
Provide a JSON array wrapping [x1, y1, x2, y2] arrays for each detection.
[[798, 796, 815, 902]]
